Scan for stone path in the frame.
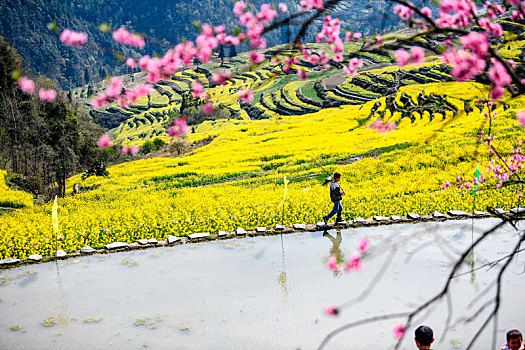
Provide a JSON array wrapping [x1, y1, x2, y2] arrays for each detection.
[[1, 208, 519, 268]]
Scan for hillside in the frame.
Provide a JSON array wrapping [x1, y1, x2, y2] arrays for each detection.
[[81, 18, 525, 148], [0, 0, 399, 89], [1, 14, 525, 260]]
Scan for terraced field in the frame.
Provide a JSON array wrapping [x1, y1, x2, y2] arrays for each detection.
[[71, 18, 525, 149]]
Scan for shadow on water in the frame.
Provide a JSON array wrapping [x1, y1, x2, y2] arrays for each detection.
[[323, 229, 344, 278], [55, 261, 69, 328], [277, 234, 290, 300]]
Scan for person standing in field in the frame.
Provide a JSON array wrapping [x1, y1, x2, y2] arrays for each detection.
[[323, 172, 345, 224]]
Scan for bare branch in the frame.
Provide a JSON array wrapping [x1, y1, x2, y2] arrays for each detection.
[[317, 312, 411, 350]]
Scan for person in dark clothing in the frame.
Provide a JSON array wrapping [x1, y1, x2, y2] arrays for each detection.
[[323, 172, 345, 224], [414, 325, 434, 349]]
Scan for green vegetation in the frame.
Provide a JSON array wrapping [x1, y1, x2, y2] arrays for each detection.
[[0, 37, 105, 199]]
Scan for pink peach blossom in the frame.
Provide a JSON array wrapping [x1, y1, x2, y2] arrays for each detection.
[[18, 77, 35, 94], [396, 49, 411, 66], [130, 145, 140, 155], [393, 324, 407, 339], [517, 111, 525, 127], [233, 1, 246, 17], [91, 93, 109, 109], [257, 4, 278, 23], [38, 89, 56, 102], [442, 49, 486, 81], [298, 70, 308, 80], [410, 46, 425, 64], [327, 254, 339, 271], [237, 88, 254, 103], [191, 82, 204, 98], [125, 58, 136, 69], [106, 77, 123, 99], [421, 6, 432, 17], [394, 4, 414, 20], [249, 51, 265, 64], [460, 32, 489, 59], [358, 237, 370, 254], [489, 85, 504, 100], [112, 27, 145, 48], [203, 102, 214, 115], [97, 134, 112, 148], [167, 116, 189, 137], [488, 60, 512, 87], [344, 253, 363, 271], [324, 305, 339, 316], [59, 29, 87, 47]]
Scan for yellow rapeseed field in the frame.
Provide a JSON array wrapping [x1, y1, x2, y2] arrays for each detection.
[[0, 170, 33, 209], [0, 81, 524, 260]]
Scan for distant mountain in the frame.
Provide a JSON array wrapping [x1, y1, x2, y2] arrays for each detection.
[[0, 0, 399, 89]]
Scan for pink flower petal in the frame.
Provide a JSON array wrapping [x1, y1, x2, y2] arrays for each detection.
[[358, 237, 370, 254], [59, 29, 87, 47], [38, 89, 56, 102], [344, 253, 363, 271], [396, 49, 410, 66], [167, 116, 190, 137], [327, 254, 339, 271], [237, 88, 254, 103], [97, 134, 112, 148], [18, 77, 35, 94], [202, 102, 214, 115], [393, 324, 407, 339], [324, 305, 339, 316], [112, 27, 145, 48], [517, 110, 525, 127]]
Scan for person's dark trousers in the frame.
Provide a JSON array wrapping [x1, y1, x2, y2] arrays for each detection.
[[326, 201, 342, 220]]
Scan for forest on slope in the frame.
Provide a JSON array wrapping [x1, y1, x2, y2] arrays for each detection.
[[0, 36, 116, 200], [0, 0, 399, 89]]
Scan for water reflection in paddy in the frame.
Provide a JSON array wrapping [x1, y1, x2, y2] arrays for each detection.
[[0, 218, 524, 349]]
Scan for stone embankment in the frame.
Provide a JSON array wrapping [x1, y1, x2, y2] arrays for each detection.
[[0, 208, 520, 268]]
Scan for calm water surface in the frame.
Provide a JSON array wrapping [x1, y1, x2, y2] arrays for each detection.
[[0, 218, 524, 350]]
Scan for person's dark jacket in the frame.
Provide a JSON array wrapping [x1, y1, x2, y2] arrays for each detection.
[[330, 181, 343, 202]]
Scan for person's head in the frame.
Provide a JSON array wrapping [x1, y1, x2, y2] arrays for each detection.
[[414, 325, 434, 349], [333, 172, 341, 182], [506, 329, 522, 350]]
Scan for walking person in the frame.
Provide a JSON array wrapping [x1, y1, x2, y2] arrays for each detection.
[[323, 172, 345, 224]]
